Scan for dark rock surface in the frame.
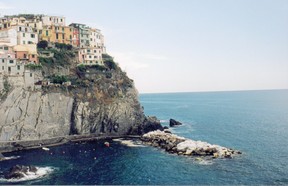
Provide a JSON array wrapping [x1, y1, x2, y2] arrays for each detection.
[[4, 165, 37, 179], [169, 119, 182, 127], [140, 116, 164, 134]]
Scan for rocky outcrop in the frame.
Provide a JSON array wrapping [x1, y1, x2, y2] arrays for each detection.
[[169, 119, 182, 127], [0, 55, 157, 151], [4, 165, 37, 179], [141, 130, 241, 159], [139, 116, 164, 134]]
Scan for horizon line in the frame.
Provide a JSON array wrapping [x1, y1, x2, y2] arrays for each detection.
[[139, 88, 288, 95]]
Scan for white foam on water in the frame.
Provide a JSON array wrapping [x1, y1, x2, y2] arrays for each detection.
[[0, 166, 54, 183], [197, 160, 214, 165], [194, 159, 214, 165], [1, 156, 21, 161], [160, 120, 169, 123], [113, 139, 145, 147]]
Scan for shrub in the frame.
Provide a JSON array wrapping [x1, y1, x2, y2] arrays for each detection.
[[104, 59, 117, 70], [37, 40, 48, 49], [55, 42, 73, 50], [102, 53, 113, 59], [77, 64, 86, 72], [91, 64, 107, 71], [25, 64, 42, 70], [51, 75, 68, 84]]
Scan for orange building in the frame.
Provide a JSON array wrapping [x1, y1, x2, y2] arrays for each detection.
[[40, 25, 73, 45], [13, 45, 38, 64]]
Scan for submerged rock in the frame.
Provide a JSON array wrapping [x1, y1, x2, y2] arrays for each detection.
[[169, 119, 182, 127], [141, 130, 241, 159], [4, 165, 38, 179]]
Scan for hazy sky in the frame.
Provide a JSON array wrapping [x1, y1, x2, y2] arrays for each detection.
[[1, 0, 288, 93]]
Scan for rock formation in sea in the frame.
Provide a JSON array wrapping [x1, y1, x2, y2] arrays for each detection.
[[169, 119, 182, 127], [4, 165, 38, 179], [0, 48, 162, 151], [141, 130, 241, 159]]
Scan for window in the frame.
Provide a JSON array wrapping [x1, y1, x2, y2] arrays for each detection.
[[62, 27, 64, 31], [28, 41, 33, 44], [4, 47, 8, 50], [56, 33, 59, 39], [19, 27, 22, 31], [23, 41, 26, 44], [23, 33, 25, 37], [17, 65, 20, 70], [89, 55, 92, 58], [2, 66, 4, 70], [70, 35, 72, 39], [34, 23, 37, 28], [87, 49, 90, 53], [46, 30, 49, 36], [25, 28, 27, 32], [2, 59, 4, 63], [50, 17, 52, 21], [62, 34, 65, 39], [31, 34, 35, 38], [9, 60, 14, 64], [61, 19, 63, 22], [32, 54, 35, 58], [30, 73, 32, 77], [94, 50, 96, 53]]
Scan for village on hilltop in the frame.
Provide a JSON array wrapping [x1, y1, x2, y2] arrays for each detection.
[[0, 14, 108, 90]]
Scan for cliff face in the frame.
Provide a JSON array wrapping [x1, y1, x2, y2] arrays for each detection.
[[0, 53, 157, 143]]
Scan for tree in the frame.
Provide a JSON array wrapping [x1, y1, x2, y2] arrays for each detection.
[[37, 40, 48, 49]]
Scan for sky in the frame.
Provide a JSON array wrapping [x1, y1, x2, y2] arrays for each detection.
[[1, 0, 288, 93]]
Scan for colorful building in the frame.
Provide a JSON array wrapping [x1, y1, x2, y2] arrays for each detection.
[[13, 44, 38, 64], [69, 23, 90, 48]]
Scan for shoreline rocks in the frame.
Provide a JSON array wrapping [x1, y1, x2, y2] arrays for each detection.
[[141, 130, 241, 159], [169, 119, 182, 127], [4, 165, 38, 179]]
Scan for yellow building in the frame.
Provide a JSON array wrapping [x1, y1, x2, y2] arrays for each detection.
[[40, 25, 73, 45]]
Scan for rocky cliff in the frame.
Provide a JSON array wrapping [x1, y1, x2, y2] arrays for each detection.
[[0, 51, 161, 148]]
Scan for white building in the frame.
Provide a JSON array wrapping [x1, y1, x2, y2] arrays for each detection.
[[78, 47, 103, 65], [0, 54, 25, 76], [0, 26, 38, 46], [42, 16, 66, 26], [0, 29, 17, 46], [12, 26, 38, 45], [89, 28, 106, 53]]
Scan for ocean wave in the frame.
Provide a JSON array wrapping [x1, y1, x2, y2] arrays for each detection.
[[0, 156, 21, 161], [160, 120, 169, 123], [0, 166, 54, 183], [194, 158, 214, 165], [113, 139, 145, 147]]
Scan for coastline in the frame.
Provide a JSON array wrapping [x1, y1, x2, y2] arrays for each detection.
[[0, 134, 141, 153]]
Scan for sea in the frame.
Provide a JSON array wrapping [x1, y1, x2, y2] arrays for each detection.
[[0, 89, 288, 185]]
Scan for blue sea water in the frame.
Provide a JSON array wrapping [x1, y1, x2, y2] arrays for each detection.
[[0, 89, 288, 185]]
